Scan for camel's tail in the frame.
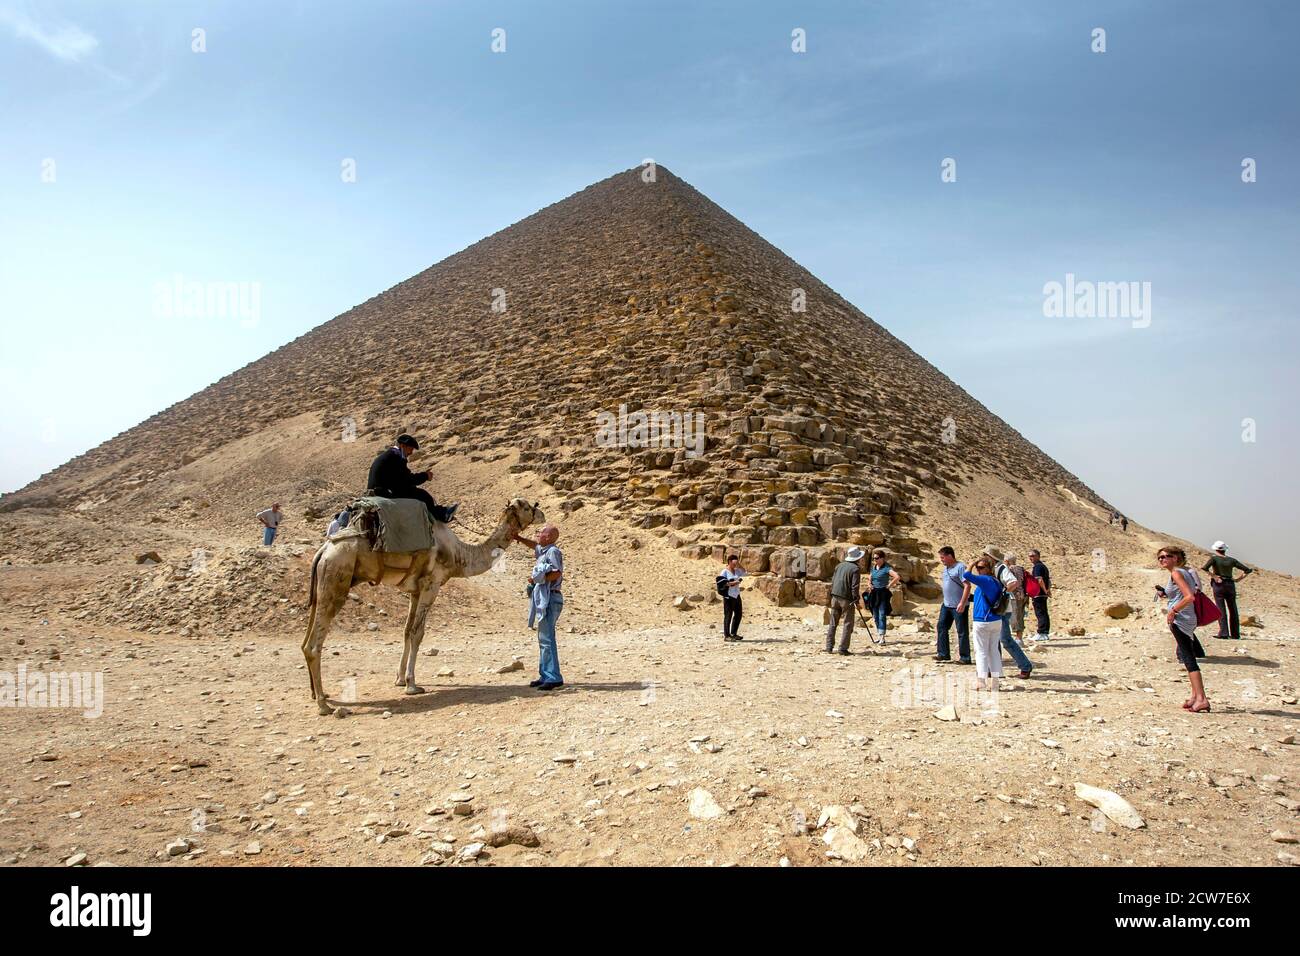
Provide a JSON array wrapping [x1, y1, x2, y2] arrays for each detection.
[[303, 544, 326, 640]]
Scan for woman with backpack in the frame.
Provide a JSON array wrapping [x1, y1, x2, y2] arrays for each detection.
[[961, 556, 1006, 690], [1155, 546, 1211, 713], [865, 549, 902, 642]]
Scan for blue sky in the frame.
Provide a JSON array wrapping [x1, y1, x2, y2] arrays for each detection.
[[2, 0, 1297, 572]]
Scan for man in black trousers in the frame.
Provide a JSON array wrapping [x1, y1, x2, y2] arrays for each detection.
[[720, 554, 746, 641], [1202, 541, 1253, 640], [366, 434, 458, 523]]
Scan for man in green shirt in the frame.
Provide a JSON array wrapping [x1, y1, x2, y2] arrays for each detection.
[[1202, 541, 1253, 640]]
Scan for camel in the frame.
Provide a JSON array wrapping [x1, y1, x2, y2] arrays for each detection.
[[301, 497, 543, 715]]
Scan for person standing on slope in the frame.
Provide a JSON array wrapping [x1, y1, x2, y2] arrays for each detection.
[[1202, 541, 1253, 640], [256, 503, 282, 546]]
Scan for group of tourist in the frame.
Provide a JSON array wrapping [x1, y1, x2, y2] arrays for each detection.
[[930, 545, 1049, 686], [715, 537, 1255, 713]]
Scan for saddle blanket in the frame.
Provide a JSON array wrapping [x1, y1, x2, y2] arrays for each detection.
[[342, 496, 435, 553]]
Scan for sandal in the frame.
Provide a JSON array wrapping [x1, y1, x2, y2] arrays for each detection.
[[1189, 701, 1212, 713]]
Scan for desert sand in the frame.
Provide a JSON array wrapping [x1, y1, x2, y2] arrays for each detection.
[[1, 436, 1297, 867]]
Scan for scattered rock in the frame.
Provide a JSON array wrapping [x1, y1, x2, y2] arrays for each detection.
[[1074, 783, 1145, 829], [823, 825, 871, 861], [487, 824, 541, 848], [687, 788, 725, 820], [817, 805, 859, 834]]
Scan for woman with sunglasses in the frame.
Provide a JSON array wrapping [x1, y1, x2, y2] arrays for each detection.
[[961, 556, 1005, 690], [865, 549, 902, 642], [1155, 546, 1211, 713]]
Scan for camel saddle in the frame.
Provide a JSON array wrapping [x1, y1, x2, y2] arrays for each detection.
[[344, 496, 436, 554]]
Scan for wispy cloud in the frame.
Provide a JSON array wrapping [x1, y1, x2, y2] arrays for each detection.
[[0, 5, 98, 63]]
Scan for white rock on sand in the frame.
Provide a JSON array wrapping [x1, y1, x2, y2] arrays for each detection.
[[817, 805, 859, 834], [823, 826, 871, 861], [687, 788, 725, 820], [1073, 782, 1145, 829]]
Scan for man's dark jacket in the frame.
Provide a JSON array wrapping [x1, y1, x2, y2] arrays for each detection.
[[367, 447, 428, 497]]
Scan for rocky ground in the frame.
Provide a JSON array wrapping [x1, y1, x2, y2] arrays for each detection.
[[1, 454, 1298, 868]]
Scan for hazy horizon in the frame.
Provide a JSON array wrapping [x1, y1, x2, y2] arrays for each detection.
[[2, 0, 1297, 575]]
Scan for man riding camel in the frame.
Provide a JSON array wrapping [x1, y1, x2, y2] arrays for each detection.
[[366, 434, 458, 524]]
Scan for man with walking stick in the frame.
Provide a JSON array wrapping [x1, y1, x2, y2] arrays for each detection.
[[826, 546, 866, 656]]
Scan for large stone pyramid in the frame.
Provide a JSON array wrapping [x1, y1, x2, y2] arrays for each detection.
[[5, 166, 1109, 601]]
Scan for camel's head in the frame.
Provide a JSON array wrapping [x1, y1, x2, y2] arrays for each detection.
[[505, 498, 544, 531]]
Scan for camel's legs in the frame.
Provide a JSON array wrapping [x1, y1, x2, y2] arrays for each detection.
[[396, 592, 421, 686], [303, 583, 349, 716], [402, 581, 442, 694]]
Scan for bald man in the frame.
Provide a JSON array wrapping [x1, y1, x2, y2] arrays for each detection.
[[514, 523, 565, 690]]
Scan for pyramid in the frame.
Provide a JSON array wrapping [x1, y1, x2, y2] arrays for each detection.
[[4, 166, 1110, 598]]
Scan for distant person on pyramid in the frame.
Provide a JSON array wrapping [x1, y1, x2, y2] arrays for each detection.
[[365, 434, 458, 524], [256, 503, 282, 546], [1120, 515, 1128, 532], [1202, 541, 1253, 640], [826, 547, 866, 655]]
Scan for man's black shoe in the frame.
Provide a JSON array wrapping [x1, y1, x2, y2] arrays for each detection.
[[933, 655, 951, 662], [537, 681, 564, 691], [528, 679, 543, 687], [837, 649, 851, 656]]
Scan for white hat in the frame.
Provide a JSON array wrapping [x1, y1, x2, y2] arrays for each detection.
[[845, 546, 866, 562], [1212, 541, 1226, 552]]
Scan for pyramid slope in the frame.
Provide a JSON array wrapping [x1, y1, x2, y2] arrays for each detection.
[[5, 167, 1110, 582]]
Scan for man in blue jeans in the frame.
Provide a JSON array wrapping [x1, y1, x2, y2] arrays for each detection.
[[934, 546, 971, 663], [515, 523, 564, 690]]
